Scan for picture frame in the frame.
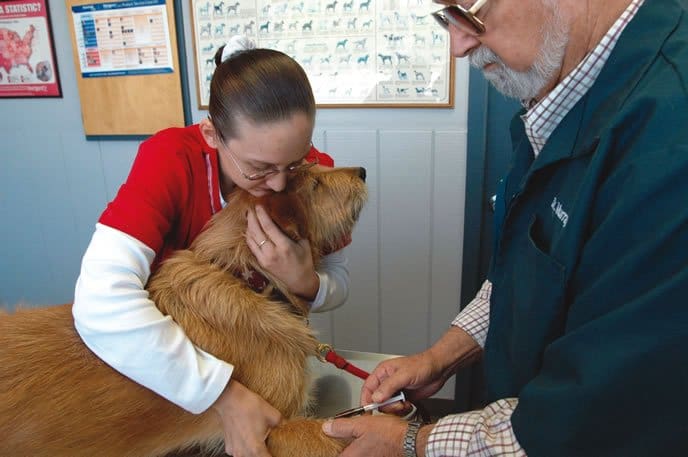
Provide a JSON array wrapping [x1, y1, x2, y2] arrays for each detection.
[[0, 0, 62, 98], [189, 0, 454, 109]]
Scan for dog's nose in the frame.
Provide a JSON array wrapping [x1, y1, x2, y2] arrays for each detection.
[[358, 167, 367, 182]]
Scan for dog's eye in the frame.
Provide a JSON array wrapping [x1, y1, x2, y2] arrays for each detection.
[[311, 178, 320, 190]]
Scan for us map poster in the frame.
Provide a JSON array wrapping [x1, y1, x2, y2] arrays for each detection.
[[0, 0, 62, 97]]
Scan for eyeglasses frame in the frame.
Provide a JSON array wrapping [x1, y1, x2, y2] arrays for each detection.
[[225, 143, 318, 181], [431, 0, 489, 36]]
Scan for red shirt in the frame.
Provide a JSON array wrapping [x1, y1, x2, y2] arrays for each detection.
[[99, 124, 334, 269]]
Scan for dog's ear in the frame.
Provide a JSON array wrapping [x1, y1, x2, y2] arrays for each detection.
[[257, 193, 307, 242]]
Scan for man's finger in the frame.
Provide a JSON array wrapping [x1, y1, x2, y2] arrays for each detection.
[[360, 372, 385, 404], [322, 418, 359, 439], [361, 363, 403, 403], [377, 400, 410, 415], [371, 371, 409, 403]]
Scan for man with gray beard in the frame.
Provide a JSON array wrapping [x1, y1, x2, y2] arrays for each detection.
[[324, 0, 688, 456]]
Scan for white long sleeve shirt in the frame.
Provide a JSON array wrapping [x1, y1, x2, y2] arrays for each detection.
[[73, 223, 349, 414]]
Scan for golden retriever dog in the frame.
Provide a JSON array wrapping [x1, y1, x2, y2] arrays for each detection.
[[0, 165, 368, 457]]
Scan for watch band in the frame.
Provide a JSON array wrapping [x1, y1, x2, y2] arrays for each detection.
[[403, 420, 423, 457]]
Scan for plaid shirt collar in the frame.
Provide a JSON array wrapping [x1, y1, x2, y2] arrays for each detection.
[[522, 0, 645, 157]]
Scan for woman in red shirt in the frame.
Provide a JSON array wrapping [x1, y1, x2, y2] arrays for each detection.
[[73, 36, 350, 457]]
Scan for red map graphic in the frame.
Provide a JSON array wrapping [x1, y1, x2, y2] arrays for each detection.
[[0, 25, 35, 74]]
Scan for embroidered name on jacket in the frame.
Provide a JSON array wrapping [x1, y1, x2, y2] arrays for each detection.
[[551, 197, 569, 227]]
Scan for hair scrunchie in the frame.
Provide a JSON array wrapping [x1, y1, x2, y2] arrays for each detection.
[[221, 35, 257, 63]]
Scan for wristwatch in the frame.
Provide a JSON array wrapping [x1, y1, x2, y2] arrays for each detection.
[[403, 420, 423, 457]]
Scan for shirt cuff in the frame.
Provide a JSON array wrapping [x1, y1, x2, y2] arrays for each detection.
[[308, 250, 349, 312], [426, 398, 524, 457], [452, 280, 492, 348]]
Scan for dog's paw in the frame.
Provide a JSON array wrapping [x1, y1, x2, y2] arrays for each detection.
[[267, 418, 346, 457]]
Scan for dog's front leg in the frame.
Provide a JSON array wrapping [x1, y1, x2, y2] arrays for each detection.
[[267, 418, 348, 457]]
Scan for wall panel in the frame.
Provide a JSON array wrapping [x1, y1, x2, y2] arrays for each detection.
[[429, 130, 468, 398], [31, 131, 83, 304], [100, 141, 138, 202], [60, 131, 110, 248], [0, 129, 54, 305], [379, 130, 433, 355], [326, 129, 380, 352], [430, 131, 467, 341]]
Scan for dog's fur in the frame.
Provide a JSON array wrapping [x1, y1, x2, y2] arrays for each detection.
[[0, 166, 368, 457]]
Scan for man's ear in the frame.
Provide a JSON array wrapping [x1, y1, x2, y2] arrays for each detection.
[[199, 118, 220, 149], [258, 194, 307, 242]]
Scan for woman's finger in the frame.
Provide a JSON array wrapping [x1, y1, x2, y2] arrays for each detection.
[[254, 205, 290, 245], [247, 209, 270, 247]]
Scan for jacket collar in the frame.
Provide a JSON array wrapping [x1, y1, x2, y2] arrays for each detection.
[[518, 0, 683, 173]]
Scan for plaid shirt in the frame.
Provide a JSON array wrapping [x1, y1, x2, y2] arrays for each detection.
[[523, 0, 645, 157], [426, 1, 644, 455]]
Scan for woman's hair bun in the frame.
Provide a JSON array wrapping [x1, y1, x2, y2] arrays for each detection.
[[214, 35, 257, 66]]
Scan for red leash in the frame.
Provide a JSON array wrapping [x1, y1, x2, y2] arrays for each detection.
[[317, 344, 370, 380], [317, 343, 431, 423]]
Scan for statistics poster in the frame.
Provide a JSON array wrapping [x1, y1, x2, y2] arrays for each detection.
[[0, 0, 62, 97], [71, 0, 174, 77]]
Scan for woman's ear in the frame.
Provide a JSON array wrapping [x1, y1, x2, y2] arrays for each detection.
[[199, 118, 220, 149]]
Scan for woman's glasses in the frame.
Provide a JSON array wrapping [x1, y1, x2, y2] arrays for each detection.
[[431, 0, 488, 36], [227, 146, 318, 181]]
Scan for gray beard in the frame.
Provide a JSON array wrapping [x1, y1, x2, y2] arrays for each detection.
[[469, 11, 569, 101]]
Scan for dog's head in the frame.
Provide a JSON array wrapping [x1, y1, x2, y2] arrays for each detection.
[[193, 166, 367, 306], [257, 166, 368, 257]]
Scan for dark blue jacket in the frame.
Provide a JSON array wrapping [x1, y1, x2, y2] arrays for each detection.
[[485, 0, 688, 455]]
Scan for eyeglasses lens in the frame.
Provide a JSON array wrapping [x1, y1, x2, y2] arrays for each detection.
[[432, 6, 484, 35], [246, 158, 318, 181]]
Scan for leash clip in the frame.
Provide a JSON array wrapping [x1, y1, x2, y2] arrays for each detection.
[[316, 343, 333, 362]]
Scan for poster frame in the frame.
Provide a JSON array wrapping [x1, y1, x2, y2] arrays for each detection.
[[0, 0, 63, 98], [189, 0, 454, 109]]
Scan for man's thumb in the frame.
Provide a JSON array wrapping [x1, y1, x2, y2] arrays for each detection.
[[322, 418, 354, 438]]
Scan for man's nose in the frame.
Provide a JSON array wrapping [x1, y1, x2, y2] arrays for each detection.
[[449, 27, 481, 58]]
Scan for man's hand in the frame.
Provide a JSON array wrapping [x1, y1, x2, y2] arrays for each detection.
[[362, 327, 482, 408], [361, 352, 446, 410], [211, 380, 281, 457], [322, 415, 408, 457]]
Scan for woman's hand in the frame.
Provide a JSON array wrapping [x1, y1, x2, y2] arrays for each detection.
[[211, 380, 282, 457], [246, 205, 319, 300]]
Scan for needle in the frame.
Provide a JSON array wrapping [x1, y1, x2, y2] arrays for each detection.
[[333, 392, 406, 418]]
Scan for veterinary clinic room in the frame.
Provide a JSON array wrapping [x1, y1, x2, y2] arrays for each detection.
[[2, 0, 687, 455]]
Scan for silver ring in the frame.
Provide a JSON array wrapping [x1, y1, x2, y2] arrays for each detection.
[[258, 239, 269, 248]]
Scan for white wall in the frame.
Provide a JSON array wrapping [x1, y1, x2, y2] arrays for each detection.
[[0, 0, 470, 398]]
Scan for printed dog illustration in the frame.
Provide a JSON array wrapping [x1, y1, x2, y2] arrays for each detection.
[[0, 166, 368, 457]]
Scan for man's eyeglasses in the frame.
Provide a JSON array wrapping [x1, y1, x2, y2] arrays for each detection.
[[226, 145, 318, 181], [431, 0, 488, 36]]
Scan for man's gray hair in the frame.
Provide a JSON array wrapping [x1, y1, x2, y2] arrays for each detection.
[[469, 1, 569, 101]]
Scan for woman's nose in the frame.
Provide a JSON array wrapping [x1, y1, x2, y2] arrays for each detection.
[[449, 27, 481, 58], [265, 171, 288, 192]]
